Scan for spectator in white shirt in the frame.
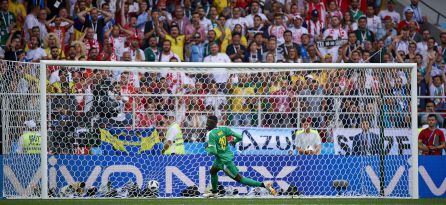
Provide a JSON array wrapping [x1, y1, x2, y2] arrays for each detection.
[[24, 6, 40, 41], [323, 15, 347, 40], [365, 5, 382, 35], [205, 83, 227, 118], [225, 7, 248, 35], [204, 42, 231, 92], [26, 35, 47, 62], [246, 1, 268, 28], [378, 0, 400, 24], [197, 6, 213, 33], [289, 15, 308, 44], [123, 36, 145, 61], [157, 40, 181, 62], [268, 13, 287, 45]]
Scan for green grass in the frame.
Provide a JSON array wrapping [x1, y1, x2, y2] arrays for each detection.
[[0, 198, 445, 205]]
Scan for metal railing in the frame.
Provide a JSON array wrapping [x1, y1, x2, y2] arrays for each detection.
[[419, 0, 446, 26]]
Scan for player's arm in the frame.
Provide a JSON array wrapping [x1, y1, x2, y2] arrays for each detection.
[[161, 126, 178, 154], [226, 127, 242, 143], [313, 132, 322, 155], [205, 135, 218, 155]]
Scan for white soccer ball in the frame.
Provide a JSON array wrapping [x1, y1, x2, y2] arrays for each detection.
[[147, 180, 159, 191]]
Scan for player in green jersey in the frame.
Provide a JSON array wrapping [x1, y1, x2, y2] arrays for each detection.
[[203, 115, 277, 198]]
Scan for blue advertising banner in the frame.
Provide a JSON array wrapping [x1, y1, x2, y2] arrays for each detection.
[[2, 155, 444, 198], [419, 156, 446, 198], [3, 155, 410, 197]]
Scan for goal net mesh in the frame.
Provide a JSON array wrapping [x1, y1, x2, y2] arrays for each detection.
[[0, 60, 415, 198]]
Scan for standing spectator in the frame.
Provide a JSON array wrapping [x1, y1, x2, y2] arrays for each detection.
[[246, 1, 268, 28], [47, 16, 74, 48], [0, 0, 16, 48], [136, 1, 149, 34], [105, 25, 133, 60], [229, 74, 255, 127], [24, 6, 39, 41], [203, 42, 231, 92], [244, 41, 262, 63], [404, 0, 426, 24], [187, 33, 205, 62], [365, 5, 382, 35], [157, 40, 181, 62], [213, 15, 231, 53], [197, 6, 212, 33], [349, 0, 364, 22], [419, 101, 444, 127], [123, 35, 145, 61], [305, 9, 323, 42], [323, 15, 347, 40], [171, 7, 190, 35], [278, 30, 301, 58], [77, 7, 113, 45], [26, 35, 46, 62], [262, 38, 284, 62], [325, 0, 343, 27], [268, 13, 287, 45], [425, 53, 446, 109], [226, 32, 246, 61], [341, 11, 358, 33], [355, 16, 375, 44], [418, 114, 445, 155], [225, 7, 248, 34], [306, 0, 326, 26], [289, 15, 308, 45], [247, 15, 269, 41], [416, 29, 431, 56], [205, 83, 227, 118], [440, 32, 446, 63], [8, 0, 26, 31], [80, 27, 100, 54], [379, 0, 400, 25], [36, 9, 49, 43], [397, 8, 419, 33], [158, 25, 186, 61], [184, 12, 206, 43], [144, 36, 160, 62]]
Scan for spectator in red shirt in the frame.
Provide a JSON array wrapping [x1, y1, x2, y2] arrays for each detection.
[[418, 114, 446, 155]]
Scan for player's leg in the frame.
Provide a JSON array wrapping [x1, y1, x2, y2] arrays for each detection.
[[224, 161, 277, 195], [210, 165, 220, 194]]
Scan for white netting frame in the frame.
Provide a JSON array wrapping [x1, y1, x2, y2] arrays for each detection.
[[1, 60, 418, 199]]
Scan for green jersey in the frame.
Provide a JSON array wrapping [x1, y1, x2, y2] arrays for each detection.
[[206, 127, 242, 163]]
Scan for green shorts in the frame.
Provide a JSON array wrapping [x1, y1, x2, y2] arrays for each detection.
[[212, 160, 239, 178]]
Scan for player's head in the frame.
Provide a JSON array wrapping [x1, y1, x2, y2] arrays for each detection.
[[206, 115, 218, 130], [427, 114, 437, 128]]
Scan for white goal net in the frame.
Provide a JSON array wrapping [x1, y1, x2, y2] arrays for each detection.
[[0, 60, 418, 198]]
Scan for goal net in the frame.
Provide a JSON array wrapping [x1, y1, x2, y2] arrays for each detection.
[[0, 60, 418, 199]]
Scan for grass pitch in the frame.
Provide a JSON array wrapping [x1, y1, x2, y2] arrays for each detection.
[[0, 198, 445, 205]]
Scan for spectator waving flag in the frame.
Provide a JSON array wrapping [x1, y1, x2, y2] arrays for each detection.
[[99, 128, 160, 155]]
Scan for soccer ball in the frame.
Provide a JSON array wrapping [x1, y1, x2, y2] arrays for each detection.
[[147, 180, 159, 191]]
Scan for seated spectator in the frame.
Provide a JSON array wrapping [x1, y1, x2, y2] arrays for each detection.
[[379, 0, 400, 24], [397, 8, 419, 33], [355, 16, 375, 44], [262, 38, 284, 62]]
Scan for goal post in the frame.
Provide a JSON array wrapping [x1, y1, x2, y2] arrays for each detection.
[[2, 60, 418, 199]]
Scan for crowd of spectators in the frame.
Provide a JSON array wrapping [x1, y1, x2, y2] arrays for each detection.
[[0, 0, 445, 145]]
